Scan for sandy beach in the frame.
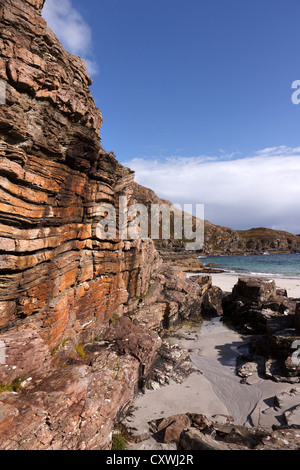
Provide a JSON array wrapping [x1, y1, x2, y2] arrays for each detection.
[[125, 274, 300, 450], [126, 319, 298, 450], [210, 272, 300, 298]]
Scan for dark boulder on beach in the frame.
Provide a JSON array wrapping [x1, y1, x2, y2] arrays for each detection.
[[202, 286, 224, 317], [223, 277, 300, 382], [232, 277, 277, 304]]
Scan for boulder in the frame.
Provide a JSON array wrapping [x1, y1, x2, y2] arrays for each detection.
[[232, 277, 277, 304], [103, 317, 162, 378], [284, 405, 300, 427], [179, 429, 230, 451], [156, 414, 191, 443], [202, 286, 224, 317], [276, 288, 288, 298], [237, 362, 258, 379], [188, 414, 210, 430]]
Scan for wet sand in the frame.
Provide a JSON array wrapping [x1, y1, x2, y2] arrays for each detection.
[[127, 319, 294, 449], [125, 275, 300, 450]]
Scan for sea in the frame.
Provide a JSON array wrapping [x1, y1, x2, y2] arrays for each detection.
[[199, 253, 300, 278]]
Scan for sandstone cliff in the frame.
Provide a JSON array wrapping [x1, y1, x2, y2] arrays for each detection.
[[0, 0, 162, 343], [0, 0, 214, 450]]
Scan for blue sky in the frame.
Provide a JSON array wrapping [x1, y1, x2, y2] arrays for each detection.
[[43, 0, 300, 233]]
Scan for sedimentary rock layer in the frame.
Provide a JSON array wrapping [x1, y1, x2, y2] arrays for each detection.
[[0, 1, 215, 450], [0, 0, 160, 349]]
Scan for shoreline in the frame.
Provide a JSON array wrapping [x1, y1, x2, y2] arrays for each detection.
[[198, 251, 300, 258], [209, 272, 300, 298]]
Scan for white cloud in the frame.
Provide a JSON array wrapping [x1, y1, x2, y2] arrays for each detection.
[[125, 147, 300, 234], [42, 0, 98, 76]]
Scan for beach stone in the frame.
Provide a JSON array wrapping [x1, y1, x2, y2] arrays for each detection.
[[188, 414, 210, 430], [284, 356, 300, 378], [268, 328, 298, 359], [156, 414, 191, 443], [276, 288, 288, 298], [275, 388, 300, 409], [211, 414, 234, 425], [265, 358, 299, 384], [284, 405, 300, 427], [237, 362, 258, 379], [202, 286, 224, 317], [179, 429, 230, 451], [232, 277, 277, 304], [149, 342, 194, 387], [265, 358, 283, 381]]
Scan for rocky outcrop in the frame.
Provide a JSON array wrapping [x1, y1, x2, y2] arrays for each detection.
[[0, 0, 164, 347], [159, 254, 205, 273], [237, 228, 300, 254], [0, 265, 213, 449], [147, 413, 300, 450], [204, 224, 300, 255], [0, 0, 215, 450], [223, 277, 300, 382]]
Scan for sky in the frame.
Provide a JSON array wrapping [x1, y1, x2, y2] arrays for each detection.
[[43, 0, 300, 234]]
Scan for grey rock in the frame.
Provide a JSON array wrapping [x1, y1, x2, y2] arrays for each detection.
[[284, 405, 300, 427], [180, 429, 230, 451]]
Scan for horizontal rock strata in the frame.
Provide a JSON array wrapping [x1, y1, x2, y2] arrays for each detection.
[[0, 0, 220, 449], [0, 0, 161, 449]]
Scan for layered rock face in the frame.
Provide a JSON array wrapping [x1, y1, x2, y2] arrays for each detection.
[[0, 0, 214, 450], [0, 0, 163, 449], [0, 0, 161, 348]]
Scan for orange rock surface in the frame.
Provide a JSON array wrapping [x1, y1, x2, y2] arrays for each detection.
[[0, 0, 212, 450]]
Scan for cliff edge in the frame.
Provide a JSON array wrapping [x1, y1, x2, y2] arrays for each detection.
[[0, 0, 213, 450]]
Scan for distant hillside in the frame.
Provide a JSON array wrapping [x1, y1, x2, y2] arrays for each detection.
[[132, 183, 300, 255], [237, 227, 300, 253]]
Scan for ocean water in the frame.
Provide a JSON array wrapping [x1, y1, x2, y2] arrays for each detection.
[[199, 253, 300, 278]]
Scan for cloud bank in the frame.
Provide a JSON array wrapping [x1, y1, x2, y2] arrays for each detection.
[[125, 146, 300, 234], [42, 0, 98, 76]]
